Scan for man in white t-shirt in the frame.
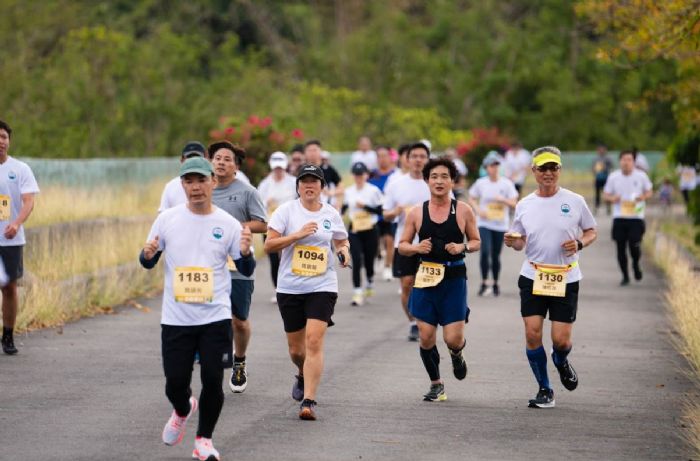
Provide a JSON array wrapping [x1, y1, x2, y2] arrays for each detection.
[[505, 146, 597, 409], [350, 136, 378, 171], [0, 120, 40, 355], [678, 164, 697, 208], [503, 142, 531, 194], [158, 141, 209, 212], [140, 156, 254, 460], [383, 141, 431, 341], [603, 150, 653, 285]]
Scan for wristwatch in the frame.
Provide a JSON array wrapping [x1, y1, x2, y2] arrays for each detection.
[[576, 239, 583, 251]]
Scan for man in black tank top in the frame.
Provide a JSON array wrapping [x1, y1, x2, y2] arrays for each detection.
[[399, 158, 481, 402]]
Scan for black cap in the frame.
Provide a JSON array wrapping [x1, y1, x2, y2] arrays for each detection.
[[351, 162, 369, 175], [296, 164, 326, 185], [181, 141, 206, 158]]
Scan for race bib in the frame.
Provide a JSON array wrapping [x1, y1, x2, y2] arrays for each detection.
[[174, 267, 214, 303], [486, 202, 505, 221], [0, 195, 10, 221], [292, 245, 328, 277], [620, 201, 637, 217], [227, 255, 237, 272], [414, 262, 445, 288], [352, 211, 374, 232], [532, 263, 569, 297]]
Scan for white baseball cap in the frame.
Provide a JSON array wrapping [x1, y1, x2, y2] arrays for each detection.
[[269, 151, 288, 170]]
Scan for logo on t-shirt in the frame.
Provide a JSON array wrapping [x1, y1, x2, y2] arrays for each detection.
[[323, 219, 331, 230], [560, 203, 571, 215], [212, 227, 224, 239], [7, 171, 16, 180]]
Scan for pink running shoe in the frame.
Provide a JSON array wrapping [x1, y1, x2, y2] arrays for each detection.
[[192, 436, 220, 460], [162, 396, 198, 446]]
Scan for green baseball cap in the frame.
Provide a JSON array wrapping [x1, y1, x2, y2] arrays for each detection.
[[180, 156, 214, 177]]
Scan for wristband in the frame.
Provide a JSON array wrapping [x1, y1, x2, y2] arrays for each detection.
[[576, 239, 583, 251]]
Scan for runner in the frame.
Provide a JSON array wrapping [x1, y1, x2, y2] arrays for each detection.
[[603, 149, 653, 285], [399, 157, 480, 401], [503, 141, 531, 195], [0, 120, 39, 355], [208, 141, 267, 394], [678, 164, 697, 210], [342, 162, 383, 306], [504, 146, 597, 409], [158, 141, 208, 212], [592, 144, 613, 215], [350, 135, 378, 171], [468, 151, 518, 297], [140, 156, 255, 460], [264, 164, 350, 420], [258, 152, 297, 301], [384, 143, 410, 191], [288, 145, 305, 176], [383, 141, 431, 341], [369, 145, 398, 281]]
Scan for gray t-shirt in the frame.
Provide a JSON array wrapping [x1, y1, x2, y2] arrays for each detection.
[[212, 178, 266, 280]]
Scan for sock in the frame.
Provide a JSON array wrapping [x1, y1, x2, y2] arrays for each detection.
[[448, 339, 466, 356], [526, 346, 550, 389], [353, 287, 363, 295], [234, 355, 246, 363], [420, 345, 441, 381], [552, 346, 572, 367]]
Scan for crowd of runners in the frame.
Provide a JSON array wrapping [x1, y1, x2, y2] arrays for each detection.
[[0, 117, 691, 461]]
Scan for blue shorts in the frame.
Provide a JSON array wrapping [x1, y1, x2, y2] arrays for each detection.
[[409, 277, 470, 326], [230, 279, 254, 321]]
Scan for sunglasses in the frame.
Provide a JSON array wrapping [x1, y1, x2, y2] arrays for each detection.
[[535, 164, 561, 172]]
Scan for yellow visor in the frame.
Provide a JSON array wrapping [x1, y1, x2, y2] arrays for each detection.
[[532, 152, 562, 167]]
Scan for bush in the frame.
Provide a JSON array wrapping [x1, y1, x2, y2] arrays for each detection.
[[455, 128, 512, 180]]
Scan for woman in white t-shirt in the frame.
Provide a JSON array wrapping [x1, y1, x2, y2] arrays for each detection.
[[342, 162, 384, 306], [264, 164, 350, 421], [468, 152, 519, 297]]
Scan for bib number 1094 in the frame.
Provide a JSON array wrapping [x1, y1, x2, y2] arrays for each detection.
[[297, 249, 325, 261]]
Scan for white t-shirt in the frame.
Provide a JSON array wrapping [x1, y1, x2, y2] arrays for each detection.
[[147, 204, 243, 326], [158, 176, 186, 212], [383, 174, 431, 247], [344, 182, 384, 228], [469, 176, 519, 232], [635, 153, 650, 173], [236, 170, 251, 185], [350, 150, 378, 171], [0, 156, 40, 246], [257, 172, 297, 217], [511, 188, 596, 283], [503, 148, 531, 185], [603, 169, 653, 219], [384, 170, 407, 192], [268, 199, 348, 294], [679, 166, 697, 191]]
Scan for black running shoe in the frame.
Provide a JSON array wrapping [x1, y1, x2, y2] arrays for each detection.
[[620, 277, 630, 286], [449, 349, 467, 380], [478, 283, 487, 296], [528, 387, 555, 408], [553, 356, 578, 391], [492, 284, 500, 297], [229, 361, 247, 393], [299, 399, 317, 420], [1, 335, 17, 355], [633, 266, 643, 281], [423, 383, 447, 402]]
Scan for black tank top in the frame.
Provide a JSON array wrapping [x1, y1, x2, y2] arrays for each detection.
[[418, 199, 465, 264]]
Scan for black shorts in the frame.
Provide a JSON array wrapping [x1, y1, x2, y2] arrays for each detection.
[[392, 249, 420, 278], [161, 319, 233, 374], [230, 279, 254, 321], [377, 221, 397, 237], [611, 218, 645, 242], [518, 276, 579, 323], [0, 245, 23, 281], [277, 292, 337, 332]]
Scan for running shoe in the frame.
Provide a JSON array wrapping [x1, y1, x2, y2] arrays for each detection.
[[477, 283, 488, 296], [192, 436, 220, 461], [292, 374, 304, 401], [449, 348, 467, 380], [633, 265, 643, 281], [552, 355, 579, 391], [492, 284, 500, 297], [364, 286, 375, 298], [528, 387, 555, 408], [620, 277, 630, 286], [299, 399, 317, 420], [351, 293, 364, 306], [162, 396, 198, 446], [383, 267, 393, 281], [408, 324, 419, 342], [229, 361, 247, 393], [423, 383, 447, 402], [1, 335, 17, 355]]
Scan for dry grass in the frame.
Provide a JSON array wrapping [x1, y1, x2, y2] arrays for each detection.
[[650, 230, 700, 459]]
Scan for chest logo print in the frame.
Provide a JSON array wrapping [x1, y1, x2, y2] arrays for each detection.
[[323, 219, 332, 230], [212, 227, 224, 239], [560, 204, 571, 214]]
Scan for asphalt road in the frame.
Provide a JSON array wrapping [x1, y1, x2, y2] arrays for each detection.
[[0, 214, 691, 461]]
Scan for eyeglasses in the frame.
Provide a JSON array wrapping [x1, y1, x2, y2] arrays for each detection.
[[535, 164, 561, 172]]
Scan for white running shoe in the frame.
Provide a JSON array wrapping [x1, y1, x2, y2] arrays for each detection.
[[162, 396, 198, 446], [383, 267, 393, 281], [192, 437, 220, 460], [351, 292, 364, 306]]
